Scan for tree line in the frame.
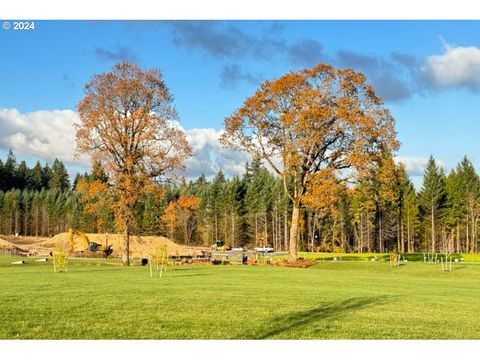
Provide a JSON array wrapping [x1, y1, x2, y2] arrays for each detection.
[[0, 150, 71, 192], [2, 62, 479, 257], [157, 153, 480, 255], [2, 149, 480, 254]]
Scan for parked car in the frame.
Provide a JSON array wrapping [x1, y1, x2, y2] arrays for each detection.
[[254, 245, 274, 253], [231, 246, 244, 252]]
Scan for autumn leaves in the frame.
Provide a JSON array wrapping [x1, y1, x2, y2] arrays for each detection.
[[222, 65, 397, 261], [76, 62, 191, 265], [76, 62, 398, 264]]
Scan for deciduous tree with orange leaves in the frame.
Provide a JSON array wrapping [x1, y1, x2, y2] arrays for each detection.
[[160, 195, 200, 244], [161, 201, 178, 241], [76, 62, 191, 265], [176, 195, 200, 245], [75, 176, 113, 233], [222, 64, 398, 262]]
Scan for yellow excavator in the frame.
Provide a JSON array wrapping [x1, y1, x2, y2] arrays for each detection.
[[68, 228, 113, 257], [211, 240, 231, 252]]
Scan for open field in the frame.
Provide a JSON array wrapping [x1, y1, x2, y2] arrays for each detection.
[[1, 256, 480, 340]]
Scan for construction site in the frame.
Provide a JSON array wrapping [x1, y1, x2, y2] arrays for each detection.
[[0, 232, 208, 262]]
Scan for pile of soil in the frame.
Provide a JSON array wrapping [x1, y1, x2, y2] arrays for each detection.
[[0, 236, 33, 256], [0, 237, 18, 250], [37, 233, 203, 258], [0, 235, 50, 246]]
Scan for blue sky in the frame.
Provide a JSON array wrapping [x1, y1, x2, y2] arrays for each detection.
[[2, 20, 480, 186]]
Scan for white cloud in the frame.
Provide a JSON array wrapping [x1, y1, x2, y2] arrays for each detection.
[[1, 109, 455, 185], [421, 43, 480, 90], [0, 108, 252, 179], [184, 127, 251, 179], [395, 156, 446, 177], [0, 108, 89, 165]]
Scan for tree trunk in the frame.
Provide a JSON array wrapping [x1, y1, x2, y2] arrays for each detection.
[[122, 225, 130, 266], [35, 208, 39, 238], [255, 213, 258, 245], [231, 213, 235, 248], [272, 214, 276, 251], [407, 211, 411, 253], [466, 215, 470, 253], [224, 212, 228, 245], [379, 211, 383, 253], [184, 221, 189, 245], [457, 222, 460, 254], [450, 229, 455, 254], [367, 210, 371, 253], [288, 203, 300, 262], [474, 216, 478, 254], [15, 210, 19, 236], [431, 205, 435, 254], [360, 212, 364, 254], [24, 211, 28, 236], [312, 213, 317, 253]]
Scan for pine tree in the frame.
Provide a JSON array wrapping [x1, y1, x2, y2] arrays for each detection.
[[4, 150, 17, 190], [373, 151, 401, 252], [10, 189, 22, 235], [244, 161, 272, 247], [91, 160, 109, 183], [0, 160, 5, 191], [349, 182, 376, 253], [208, 171, 227, 243], [456, 156, 480, 253], [15, 160, 29, 190], [42, 164, 52, 189], [445, 169, 464, 253], [224, 175, 243, 247], [21, 189, 32, 236], [72, 173, 83, 191], [29, 161, 44, 191], [49, 159, 70, 191], [402, 179, 420, 253], [419, 156, 447, 253], [0, 191, 4, 233]]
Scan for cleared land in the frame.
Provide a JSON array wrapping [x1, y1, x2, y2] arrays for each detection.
[[1, 256, 480, 339], [0, 233, 204, 258]]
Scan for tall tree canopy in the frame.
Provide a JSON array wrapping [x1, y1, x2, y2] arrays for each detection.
[[419, 156, 447, 253], [49, 159, 71, 191], [222, 63, 398, 261], [76, 62, 191, 265]]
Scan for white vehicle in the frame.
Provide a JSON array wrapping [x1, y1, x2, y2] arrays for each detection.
[[254, 245, 274, 253], [231, 246, 244, 252]]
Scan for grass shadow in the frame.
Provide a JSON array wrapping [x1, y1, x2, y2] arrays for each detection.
[[179, 273, 214, 277], [243, 295, 391, 339], [170, 267, 201, 272]]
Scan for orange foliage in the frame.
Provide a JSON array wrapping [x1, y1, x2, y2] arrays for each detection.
[[161, 201, 177, 240], [302, 169, 342, 214], [76, 177, 112, 233], [221, 63, 398, 261], [160, 195, 200, 244], [76, 62, 191, 265], [177, 195, 200, 211]]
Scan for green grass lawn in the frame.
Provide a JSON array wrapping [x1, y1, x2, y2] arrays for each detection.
[[1, 255, 480, 339]]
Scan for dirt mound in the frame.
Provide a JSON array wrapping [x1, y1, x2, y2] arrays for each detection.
[[1, 235, 50, 246], [0, 237, 18, 250], [0, 236, 33, 256], [38, 233, 203, 258]]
